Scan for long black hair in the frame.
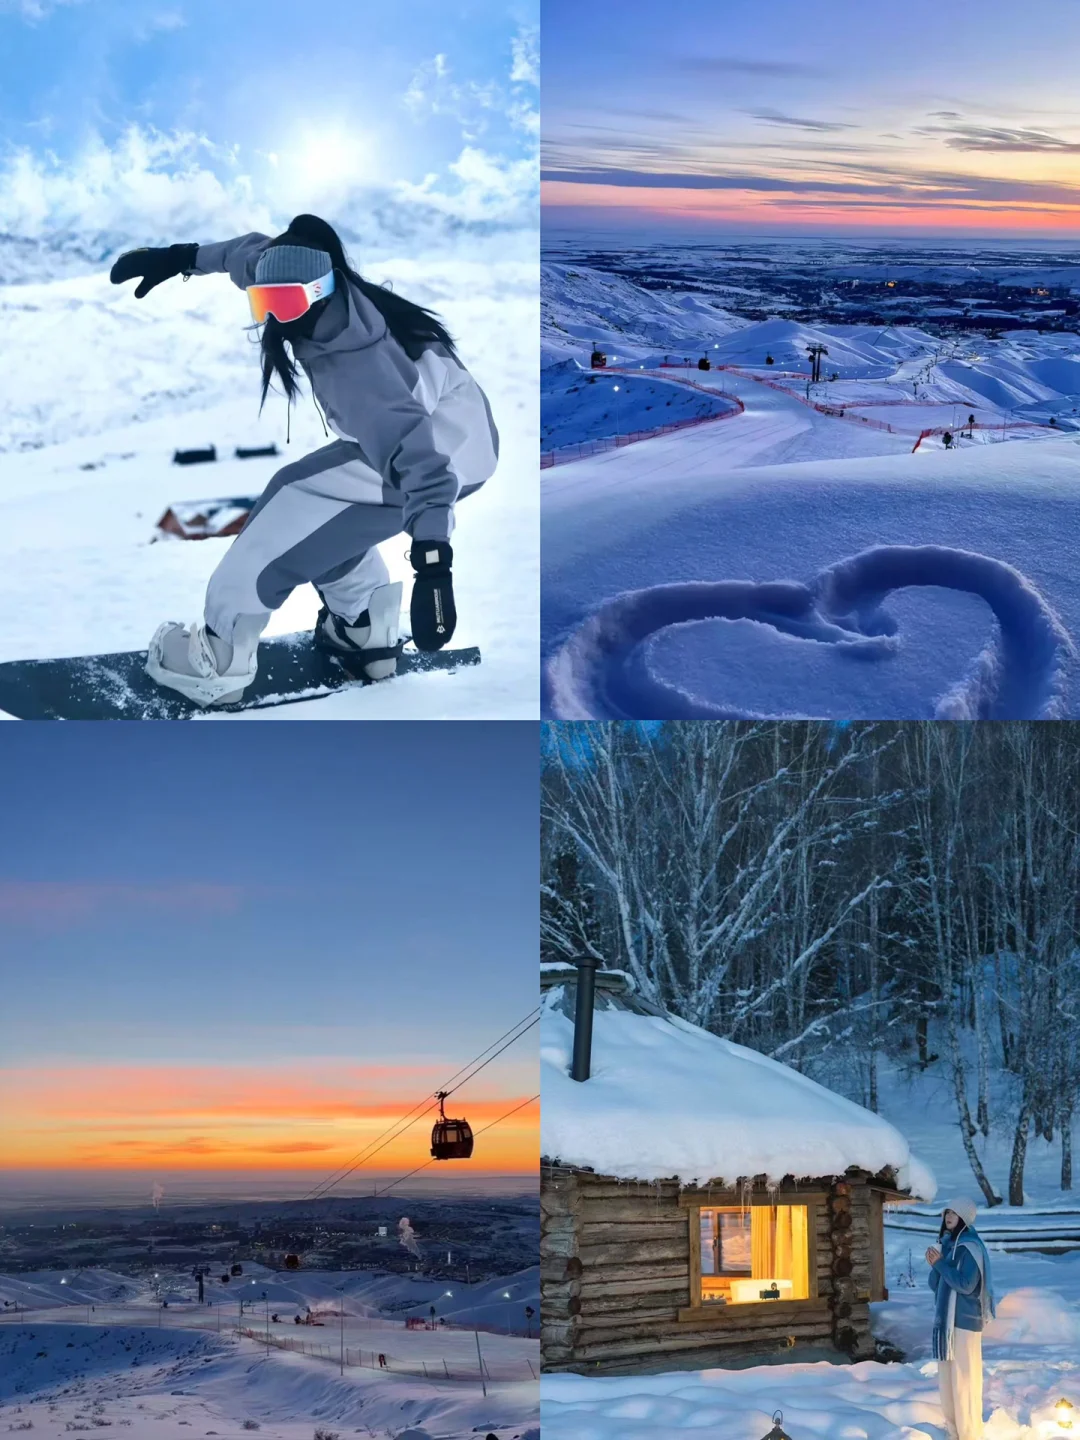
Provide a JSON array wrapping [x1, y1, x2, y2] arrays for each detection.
[[258, 213, 456, 412]]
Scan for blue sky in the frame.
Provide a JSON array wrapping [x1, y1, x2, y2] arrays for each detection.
[[0, 721, 538, 1070], [542, 0, 1080, 237], [0, 0, 538, 244]]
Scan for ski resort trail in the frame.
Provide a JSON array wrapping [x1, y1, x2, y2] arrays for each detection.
[[543, 363, 912, 554]]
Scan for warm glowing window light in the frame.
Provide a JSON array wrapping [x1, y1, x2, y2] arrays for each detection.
[[700, 1206, 810, 1305]]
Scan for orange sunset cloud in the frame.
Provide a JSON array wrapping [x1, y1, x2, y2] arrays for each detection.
[[0, 1062, 538, 1172]]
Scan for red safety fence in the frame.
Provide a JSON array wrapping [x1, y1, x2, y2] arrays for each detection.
[[541, 399, 744, 469]]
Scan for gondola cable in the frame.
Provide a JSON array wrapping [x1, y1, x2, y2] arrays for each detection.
[[306, 1013, 539, 1199], [301, 1008, 538, 1202], [372, 1093, 540, 1197], [301, 1008, 540, 1203]]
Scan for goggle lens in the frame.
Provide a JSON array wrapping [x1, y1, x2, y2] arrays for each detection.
[[246, 269, 335, 324]]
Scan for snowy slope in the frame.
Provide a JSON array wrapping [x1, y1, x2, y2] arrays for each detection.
[[0, 1321, 540, 1440], [2, 1265, 539, 1337], [0, 248, 538, 719], [543, 368, 1080, 719], [541, 262, 747, 367], [0, 1269, 141, 1310], [540, 987, 935, 1195], [541, 362, 736, 451]]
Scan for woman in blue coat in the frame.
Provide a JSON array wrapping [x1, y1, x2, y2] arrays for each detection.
[[926, 1196, 996, 1440]]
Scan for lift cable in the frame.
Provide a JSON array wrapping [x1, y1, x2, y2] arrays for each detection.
[[301, 1008, 540, 1204], [306, 1014, 539, 1202], [372, 1093, 540, 1197]]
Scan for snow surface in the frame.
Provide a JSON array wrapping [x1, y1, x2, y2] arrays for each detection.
[[542, 263, 1080, 720], [0, 1321, 538, 1440], [0, 1266, 539, 1439], [542, 361, 735, 451], [540, 988, 935, 1195], [0, 1265, 540, 1339], [0, 246, 538, 719]]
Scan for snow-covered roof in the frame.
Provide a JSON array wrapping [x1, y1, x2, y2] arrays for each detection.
[[540, 982, 936, 1199]]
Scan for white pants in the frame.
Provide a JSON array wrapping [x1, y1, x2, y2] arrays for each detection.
[[938, 1327, 983, 1440]]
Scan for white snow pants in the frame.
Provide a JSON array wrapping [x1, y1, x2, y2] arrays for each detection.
[[203, 439, 434, 643], [938, 1327, 983, 1440]]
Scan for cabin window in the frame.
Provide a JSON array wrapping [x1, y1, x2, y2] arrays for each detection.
[[698, 1205, 810, 1305]]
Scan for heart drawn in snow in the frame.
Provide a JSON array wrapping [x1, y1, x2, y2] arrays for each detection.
[[545, 545, 1074, 721]]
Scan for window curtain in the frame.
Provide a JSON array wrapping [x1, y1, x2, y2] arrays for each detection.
[[775, 1206, 810, 1297], [751, 1206, 809, 1295], [750, 1208, 774, 1277]]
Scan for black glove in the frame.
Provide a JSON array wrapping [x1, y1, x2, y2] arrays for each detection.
[[409, 540, 456, 651], [109, 243, 199, 298]]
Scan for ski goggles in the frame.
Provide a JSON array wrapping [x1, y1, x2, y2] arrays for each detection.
[[246, 267, 335, 324]]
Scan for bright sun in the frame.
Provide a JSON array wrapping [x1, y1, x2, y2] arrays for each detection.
[[274, 124, 379, 198]]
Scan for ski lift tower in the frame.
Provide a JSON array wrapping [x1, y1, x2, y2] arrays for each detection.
[[807, 343, 829, 384]]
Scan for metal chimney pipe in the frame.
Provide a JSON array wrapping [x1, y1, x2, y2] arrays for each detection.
[[571, 955, 599, 1082]]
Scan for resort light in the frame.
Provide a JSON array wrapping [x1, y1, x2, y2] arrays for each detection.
[[760, 1411, 793, 1440], [1056, 1398, 1075, 1430]]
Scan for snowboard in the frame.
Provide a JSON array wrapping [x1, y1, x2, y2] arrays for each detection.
[[0, 635, 481, 720]]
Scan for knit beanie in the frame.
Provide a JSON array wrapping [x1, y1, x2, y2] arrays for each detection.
[[943, 1195, 978, 1227], [254, 244, 333, 286]]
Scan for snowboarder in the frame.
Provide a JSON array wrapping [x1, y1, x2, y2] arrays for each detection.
[[926, 1197, 995, 1440], [109, 214, 499, 706], [378, 1352, 387, 1369]]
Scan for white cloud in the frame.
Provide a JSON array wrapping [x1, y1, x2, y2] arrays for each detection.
[[402, 26, 540, 143], [510, 28, 538, 88], [0, 126, 272, 243], [133, 8, 186, 39], [0, 0, 88, 19], [0, 121, 537, 261]]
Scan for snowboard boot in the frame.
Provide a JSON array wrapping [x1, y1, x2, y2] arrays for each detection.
[[314, 581, 403, 681], [145, 618, 259, 707]]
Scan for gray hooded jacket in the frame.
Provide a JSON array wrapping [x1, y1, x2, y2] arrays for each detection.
[[194, 233, 499, 541]]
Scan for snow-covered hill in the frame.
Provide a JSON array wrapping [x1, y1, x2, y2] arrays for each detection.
[[542, 261, 1080, 720], [1, 1265, 539, 1338], [0, 1266, 540, 1438], [541, 361, 737, 453], [542, 261, 747, 367], [0, 1319, 539, 1439], [0, 240, 538, 719]]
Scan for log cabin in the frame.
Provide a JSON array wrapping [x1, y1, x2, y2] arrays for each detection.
[[540, 961, 935, 1375]]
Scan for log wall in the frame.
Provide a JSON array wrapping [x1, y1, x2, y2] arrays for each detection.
[[541, 1165, 883, 1374]]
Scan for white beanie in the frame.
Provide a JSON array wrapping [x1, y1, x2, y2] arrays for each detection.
[[943, 1195, 978, 1227]]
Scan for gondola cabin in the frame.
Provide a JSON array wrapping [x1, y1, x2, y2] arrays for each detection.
[[431, 1091, 474, 1160], [697, 356, 711, 371], [230, 1263, 243, 1277], [540, 963, 933, 1374], [590, 344, 607, 370]]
